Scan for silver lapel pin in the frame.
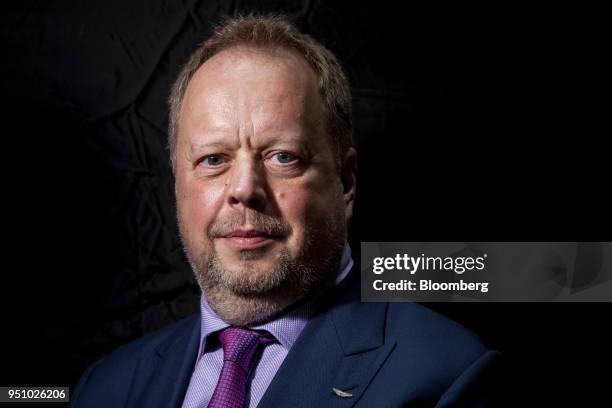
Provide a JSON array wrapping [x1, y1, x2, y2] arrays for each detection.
[[332, 387, 353, 398]]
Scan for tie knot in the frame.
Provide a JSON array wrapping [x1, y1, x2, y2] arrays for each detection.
[[218, 327, 274, 371]]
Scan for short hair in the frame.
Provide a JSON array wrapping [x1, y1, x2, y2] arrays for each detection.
[[167, 14, 353, 173]]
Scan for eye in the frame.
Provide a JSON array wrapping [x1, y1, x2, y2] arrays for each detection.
[[200, 154, 227, 167], [271, 151, 299, 164]]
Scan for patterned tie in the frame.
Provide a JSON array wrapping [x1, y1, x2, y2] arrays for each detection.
[[207, 327, 275, 408]]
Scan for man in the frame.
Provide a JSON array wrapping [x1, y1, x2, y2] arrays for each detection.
[[71, 15, 501, 407]]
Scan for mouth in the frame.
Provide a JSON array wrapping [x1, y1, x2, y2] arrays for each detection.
[[220, 229, 283, 250]]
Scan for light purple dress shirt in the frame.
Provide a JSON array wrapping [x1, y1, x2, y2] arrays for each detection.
[[181, 243, 354, 408]]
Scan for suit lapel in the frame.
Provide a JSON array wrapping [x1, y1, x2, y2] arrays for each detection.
[[126, 314, 201, 408], [258, 269, 395, 408]]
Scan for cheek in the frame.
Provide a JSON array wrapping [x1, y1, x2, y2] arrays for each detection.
[[275, 187, 309, 220], [274, 177, 340, 229], [177, 179, 226, 236]]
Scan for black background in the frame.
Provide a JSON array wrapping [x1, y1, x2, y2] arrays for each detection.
[[1, 1, 609, 406]]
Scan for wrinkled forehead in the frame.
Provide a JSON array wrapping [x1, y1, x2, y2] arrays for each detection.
[[179, 46, 325, 141]]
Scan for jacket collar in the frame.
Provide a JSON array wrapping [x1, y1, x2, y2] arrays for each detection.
[[126, 314, 202, 408], [258, 264, 395, 408]]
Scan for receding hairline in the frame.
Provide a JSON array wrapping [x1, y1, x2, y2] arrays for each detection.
[[177, 45, 331, 151], [168, 14, 353, 173], [182, 44, 320, 105], [198, 43, 314, 68]]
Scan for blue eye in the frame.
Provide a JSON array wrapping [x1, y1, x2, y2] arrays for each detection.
[[201, 155, 226, 167], [273, 152, 298, 164]]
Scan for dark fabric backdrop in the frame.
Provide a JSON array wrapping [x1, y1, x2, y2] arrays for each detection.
[[1, 1, 608, 406]]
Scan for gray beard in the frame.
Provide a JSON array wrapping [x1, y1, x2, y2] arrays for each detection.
[[180, 204, 347, 326]]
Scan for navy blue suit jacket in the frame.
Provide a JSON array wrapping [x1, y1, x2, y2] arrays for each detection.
[[71, 267, 502, 407]]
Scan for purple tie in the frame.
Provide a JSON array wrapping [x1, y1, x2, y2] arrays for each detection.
[[207, 327, 275, 408]]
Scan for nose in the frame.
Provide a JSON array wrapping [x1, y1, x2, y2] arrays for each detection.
[[227, 156, 268, 211]]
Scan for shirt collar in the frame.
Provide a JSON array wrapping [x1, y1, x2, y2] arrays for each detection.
[[198, 242, 354, 355]]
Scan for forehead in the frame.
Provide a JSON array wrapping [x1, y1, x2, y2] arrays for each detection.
[[179, 46, 324, 142], [191, 46, 317, 96]]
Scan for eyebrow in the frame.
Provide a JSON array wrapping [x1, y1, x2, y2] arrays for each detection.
[[189, 141, 230, 153], [187, 139, 234, 159], [258, 133, 314, 149], [188, 132, 315, 158]]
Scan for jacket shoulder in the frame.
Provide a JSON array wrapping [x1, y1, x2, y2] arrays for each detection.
[[387, 302, 492, 361], [369, 302, 501, 405], [70, 314, 199, 407]]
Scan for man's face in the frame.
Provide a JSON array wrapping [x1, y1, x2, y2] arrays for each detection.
[[174, 47, 356, 325]]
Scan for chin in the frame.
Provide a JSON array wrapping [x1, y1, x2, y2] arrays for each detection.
[[204, 285, 302, 326]]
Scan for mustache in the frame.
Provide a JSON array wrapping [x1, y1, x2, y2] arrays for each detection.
[[208, 211, 292, 238]]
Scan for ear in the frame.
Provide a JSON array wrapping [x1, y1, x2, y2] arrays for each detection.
[[341, 147, 358, 221]]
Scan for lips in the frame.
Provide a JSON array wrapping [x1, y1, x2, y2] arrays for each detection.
[[226, 229, 273, 238], [221, 229, 281, 249]]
